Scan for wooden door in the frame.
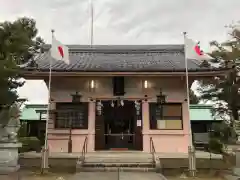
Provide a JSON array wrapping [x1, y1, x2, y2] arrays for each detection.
[[95, 112, 105, 150], [134, 101, 143, 150]]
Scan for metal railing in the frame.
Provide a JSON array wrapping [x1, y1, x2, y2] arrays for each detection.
[[150, 137, 156, 166], [81, 136, 88, 162]]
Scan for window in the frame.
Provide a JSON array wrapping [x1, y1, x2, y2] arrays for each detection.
[[149, 103, 183, 130], [55, 102, 88, 129]]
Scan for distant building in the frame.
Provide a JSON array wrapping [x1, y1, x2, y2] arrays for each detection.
[[190, 104, 223, 147], [20, 104, 47, 140]]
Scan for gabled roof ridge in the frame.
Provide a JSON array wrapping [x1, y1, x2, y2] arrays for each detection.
[[42, 44, 184, 53], [24, 104, 48, 108]]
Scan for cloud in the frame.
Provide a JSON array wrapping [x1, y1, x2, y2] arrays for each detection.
[[1, 0, 239, 103], [17, 80, 48, 104], [1, 0, 239, 44]]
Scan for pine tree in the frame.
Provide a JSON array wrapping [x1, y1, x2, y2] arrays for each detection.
[[198, 24, 240, 123], [0, 17, 44, 110], [189, 89, 199, 104]]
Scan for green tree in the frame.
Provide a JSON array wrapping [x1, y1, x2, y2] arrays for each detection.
[[0, 17, 44, 109], [198, 24, 240, 123], [189, 89, 199, 104]]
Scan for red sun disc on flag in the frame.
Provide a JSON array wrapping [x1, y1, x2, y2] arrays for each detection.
[[194, 45, 203, 56], [58, 46, 64, 58]]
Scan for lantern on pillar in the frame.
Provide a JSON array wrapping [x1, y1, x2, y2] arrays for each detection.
[[156, 89, 166, 105], [71, 92, 82, 103], [156, 89, 166, 120]]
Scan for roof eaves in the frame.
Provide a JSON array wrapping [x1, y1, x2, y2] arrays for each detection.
[[21, 67, 231, 73], [190, 104, 213, 109]]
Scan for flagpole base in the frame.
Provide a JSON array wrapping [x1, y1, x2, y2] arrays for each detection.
[[41, 147, 49, 174]]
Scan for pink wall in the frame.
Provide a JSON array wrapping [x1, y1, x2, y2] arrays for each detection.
[[45, 76, 192, 153], [47, 101, 95, 153], [142, 101, 190, 153]]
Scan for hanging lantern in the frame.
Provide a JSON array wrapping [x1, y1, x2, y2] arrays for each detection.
[[134, 100, 141, 116], [111, 100, 115, 107], [120, 100, 124, 106], [117, 97, 122, 107], [96, 100, 103, 115]]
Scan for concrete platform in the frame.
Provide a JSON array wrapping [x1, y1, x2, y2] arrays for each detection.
[[19, 150, 228, 174], [0, 172, 168, 180], [20, 150, 222, 159]]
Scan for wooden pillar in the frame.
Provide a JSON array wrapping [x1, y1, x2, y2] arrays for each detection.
[[87, 101, 96, 152], [142, 101, 150, 152]]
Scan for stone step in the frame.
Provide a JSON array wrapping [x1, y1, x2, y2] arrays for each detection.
[[77, 167, 156, 172], [76, 152, 157, 173], [85, 152, 152, 157], [83, 162, 154, 168], [84, 159, 154, 163], [84, 155, 153, 159], [85, 156, 153, 158], [86, 151, 148, 153], [84, 155, 153, 158]]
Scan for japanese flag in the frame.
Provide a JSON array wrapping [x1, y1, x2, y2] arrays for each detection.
[[51, 36, 70, 64], [184, 37, 213, 61]]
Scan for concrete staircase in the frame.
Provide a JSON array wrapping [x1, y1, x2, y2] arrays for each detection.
[[76, 151, 156, 172]]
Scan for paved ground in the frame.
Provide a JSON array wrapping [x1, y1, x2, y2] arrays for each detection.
[[0, 172, 222, 180], [70, 172, 168, 180], [226, 144, 240, 152], [0, 172, 167, 180]]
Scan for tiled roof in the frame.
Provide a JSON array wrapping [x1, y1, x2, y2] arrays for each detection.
[[20, 104, 47, 121], [22, 45, 220, 72], [190, 104, 223, 121]]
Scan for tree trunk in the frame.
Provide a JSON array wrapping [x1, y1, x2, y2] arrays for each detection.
[[232, 108, 239, 121]]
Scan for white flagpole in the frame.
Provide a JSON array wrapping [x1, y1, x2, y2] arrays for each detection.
[[90, 0, 94, 47], [42, 29, 54, 172], [183, 32, 193, 148]]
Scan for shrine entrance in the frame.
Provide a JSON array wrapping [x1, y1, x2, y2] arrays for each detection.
[[95, 100, 143, 151]]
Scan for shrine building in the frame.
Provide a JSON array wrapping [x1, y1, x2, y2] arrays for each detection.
[[21, 45, 228, 153]]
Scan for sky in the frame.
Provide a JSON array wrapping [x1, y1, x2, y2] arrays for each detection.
[[1, 0, 240, 104]]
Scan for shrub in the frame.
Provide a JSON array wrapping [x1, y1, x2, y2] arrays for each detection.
[[18, 122, 28, 137], [209, 121, 237, 152], [208, 138, 223, 154], [18, 136, 42, 153]]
